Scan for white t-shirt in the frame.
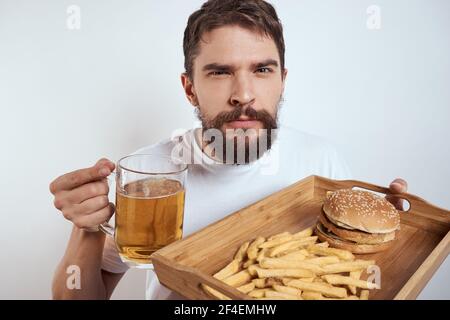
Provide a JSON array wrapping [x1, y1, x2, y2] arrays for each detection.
[[101, 125, 352, 299]]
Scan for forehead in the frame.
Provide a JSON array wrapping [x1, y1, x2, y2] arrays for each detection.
[[195, 25, 279, 67]]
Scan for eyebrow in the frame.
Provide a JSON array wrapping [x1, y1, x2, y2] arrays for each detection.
[[202, 59, 279, 72]]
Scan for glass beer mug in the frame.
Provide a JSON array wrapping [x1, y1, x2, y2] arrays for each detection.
[[100, 154, 187, 269]]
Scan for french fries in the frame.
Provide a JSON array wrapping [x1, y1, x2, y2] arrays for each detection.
[[288, 279, 348, 298], [252, 266, 315, 279], [201, 284, 231, 300], [237, 282, 255, 294], [256, 248, 269, 262], [265, 290, 303, 300], [259, 235, 294, 249], [293, 228, 314, 238], [202, 227, 379, 300], [252, 278, 266, 288], [322, 274, 380, 289], [302, 291, 327, 300], [316, 241, 330, 248], [248, 289, 271, 298], [259, 257, 324, 274], [223, 270, 252, 287], [243, 259, 256, 268], [302, 292, 359, 300], [213, 259, 240, 280], [308, 244, 355, 261], [234, 241, 250, 262], [360, 290, 370, 300], [267, 231, 291, 241], [304, 256, 340, 266], [273, 284, 302, 297], [247, 237, 266, 259], [269, 237, 318, 257], [278, 249, 309, 260], [322, 260, 376, 274], [265, 277, 283, 287], [349, 270, 363, 295]]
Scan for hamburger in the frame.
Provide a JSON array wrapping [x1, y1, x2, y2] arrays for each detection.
[[315, 189, 400, 254]]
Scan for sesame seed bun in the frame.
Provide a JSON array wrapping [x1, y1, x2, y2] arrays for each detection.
[[322, 189, 400, 234]]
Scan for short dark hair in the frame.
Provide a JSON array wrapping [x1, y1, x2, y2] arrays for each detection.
[[183, 0, 285, 79]]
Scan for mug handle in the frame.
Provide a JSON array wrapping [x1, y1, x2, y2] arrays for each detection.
[[98, 172, 116, 236]]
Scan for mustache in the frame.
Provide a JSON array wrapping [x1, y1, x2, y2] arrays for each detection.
[[208, 105, 278, 130]]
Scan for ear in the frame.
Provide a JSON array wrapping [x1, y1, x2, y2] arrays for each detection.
[[180, 73, 199, 106], [281, 68, 288, 92]]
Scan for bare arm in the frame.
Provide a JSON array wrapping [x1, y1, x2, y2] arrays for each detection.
[[52, 226, 124, 299], [50, 158, 124, 299]]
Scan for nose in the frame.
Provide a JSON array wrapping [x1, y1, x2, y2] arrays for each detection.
[[229, 73, 255, 107]]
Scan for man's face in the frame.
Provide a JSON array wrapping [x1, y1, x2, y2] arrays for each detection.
[[183, 25, 287, 163]]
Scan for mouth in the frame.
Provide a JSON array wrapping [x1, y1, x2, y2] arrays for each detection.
[[226, 117, 261, 129]]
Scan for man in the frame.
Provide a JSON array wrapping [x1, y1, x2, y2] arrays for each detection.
[[50, 0, 407, 299]]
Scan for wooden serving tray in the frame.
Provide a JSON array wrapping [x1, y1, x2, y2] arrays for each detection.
[[152, 175, 450, 300]]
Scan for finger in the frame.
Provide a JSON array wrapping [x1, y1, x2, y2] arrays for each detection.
[[64, 195, 110, 219], [96, 158, 115, 171], [386, 184, 404, 210], [72, 203, 115, 230], [58, 180, 109, 206], [389, 178, 408, 193], [386, 178, 408, 210], [385, 195, 404, 211], [50, 159, 115, 193]]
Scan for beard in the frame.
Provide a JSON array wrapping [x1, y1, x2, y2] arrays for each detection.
[[195, 98, 283, 165]]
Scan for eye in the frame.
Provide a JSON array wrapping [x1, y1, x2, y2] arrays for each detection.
[[209, 71, 230, 76], [256, 67, 273, 74]]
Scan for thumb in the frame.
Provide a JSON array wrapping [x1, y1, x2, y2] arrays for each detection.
[[389, 178, 408, 193]]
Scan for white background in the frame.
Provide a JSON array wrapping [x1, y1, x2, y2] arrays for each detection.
[[0, 0, 449, 299]]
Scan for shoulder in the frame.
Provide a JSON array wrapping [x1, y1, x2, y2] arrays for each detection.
[[277, 125, 352, 180], [131, 129, 192, 156], [278, 125, 339, 154]]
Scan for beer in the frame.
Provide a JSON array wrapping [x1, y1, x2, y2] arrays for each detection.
[[115, 178, 185, 265]]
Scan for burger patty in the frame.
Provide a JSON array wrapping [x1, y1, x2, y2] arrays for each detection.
[[315, 222, 396, 254], [318, 211, 396, 245]]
